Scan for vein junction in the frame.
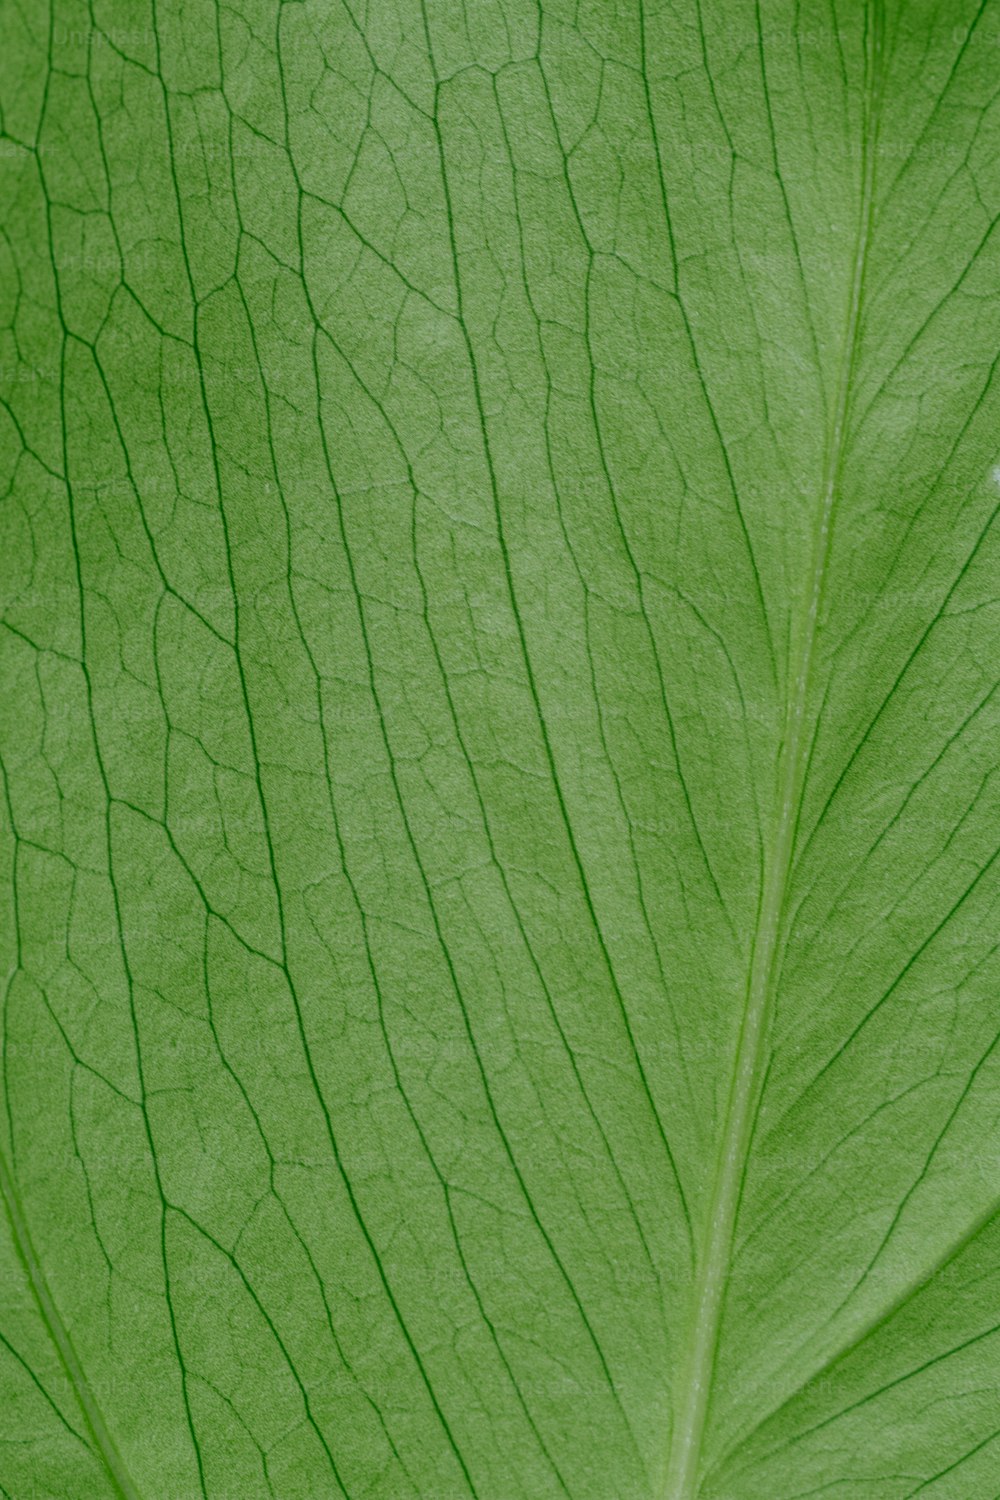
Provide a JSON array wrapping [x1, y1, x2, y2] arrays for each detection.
[[661, 11, 885, 1496]]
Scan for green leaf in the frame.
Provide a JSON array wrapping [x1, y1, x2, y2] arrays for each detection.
[[1, 1, 999, 1496]]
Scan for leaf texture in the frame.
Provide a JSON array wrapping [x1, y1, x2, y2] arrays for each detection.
[[1, 1, 999, 1497]]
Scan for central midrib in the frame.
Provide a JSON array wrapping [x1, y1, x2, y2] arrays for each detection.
[[661, 10, 884, 1498]]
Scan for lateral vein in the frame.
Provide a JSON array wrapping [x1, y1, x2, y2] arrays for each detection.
[[0, 1146, 141, 1500], [661, 7, 885, 1496]]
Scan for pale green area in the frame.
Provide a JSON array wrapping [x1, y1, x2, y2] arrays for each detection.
[[1, 0, 999, 1496]]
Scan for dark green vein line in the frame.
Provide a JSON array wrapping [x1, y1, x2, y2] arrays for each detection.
[[231, 188, 553, 1486], [793, 841, 1000, 1109], [0, 1320, 88, 1448], [868, 0, 991, 291], [302, 333, 571, 1499], [314, 404, 649, 1483], [791, 486, 1000, 884], [141, 11, 474, 1486], [282, 20, 652, 1477], [297, 254, 634, 1483], [638, 0, 778, 694], [903, 1420, 1000, 1497], [167, 1207, 349, 1499], [661, 4, 885, 1494], [787, 1314, 1000, 1463], [425, 39, 692, 1300], [723, 1188, 1000, 1477], [192, 294, 471, 1495], [7, 30, 187, 1499], [340, 299, 666, 1301], [754, 0, 828, 414], [61, 346, 209, 1500], [0, 1147, 136, 1497], [323, 298, 663, 1311], [532, 55, 741, 966]]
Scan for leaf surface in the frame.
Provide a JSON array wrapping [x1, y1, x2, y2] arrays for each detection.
[[1, 1, 999, 1497]]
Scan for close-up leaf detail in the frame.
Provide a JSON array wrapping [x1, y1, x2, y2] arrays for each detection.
[[1, 0, 999, 1496]]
